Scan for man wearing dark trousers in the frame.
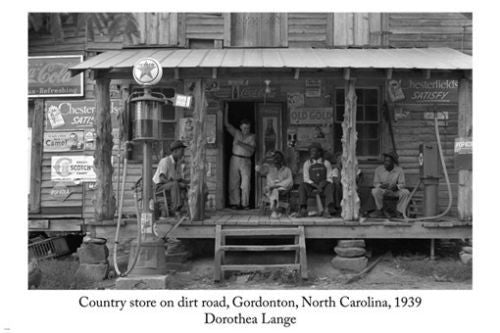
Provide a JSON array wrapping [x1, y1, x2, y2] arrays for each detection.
[[298, 143, 335, 218]]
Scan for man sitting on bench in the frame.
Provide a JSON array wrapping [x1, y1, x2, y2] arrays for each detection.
[[264, 151, 293, 219], [298, 143, 335, 218], [370, 151, 410, 218], [152, 140, 189, 218]]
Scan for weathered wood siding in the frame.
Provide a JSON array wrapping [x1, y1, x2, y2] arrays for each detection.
[[186, 13, 225, 41], [388, 13, 472, 54], [288, 13, 328, 47]]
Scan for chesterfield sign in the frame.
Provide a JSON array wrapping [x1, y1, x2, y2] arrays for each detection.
[[28, 55, 84, 97]]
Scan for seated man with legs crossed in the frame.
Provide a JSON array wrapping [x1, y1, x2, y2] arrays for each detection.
[[370, 151, 410, 219], [264, 151, 294, 219], [152, 140, 189, 218], [298, 143, 336, 218]]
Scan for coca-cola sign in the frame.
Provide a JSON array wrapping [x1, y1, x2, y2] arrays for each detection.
[[28, 55, 84, 97]]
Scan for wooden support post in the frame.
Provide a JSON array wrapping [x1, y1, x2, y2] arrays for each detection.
[[294, 68, 300, 80], [430, 239, 436, 260], [457, 77, 472, 221], [341, 79, 360, 221], [29, 99, 44, 213], [212, 68, 217, 79], [343, 68, 351, 81], [386, 68, 393, 80], [188, 79, 207, 221], [174, 68, 180, 80], [424, 69, 431, 80], [94, 74, 116, 222]]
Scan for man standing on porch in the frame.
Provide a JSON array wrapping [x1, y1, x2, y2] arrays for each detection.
[[298, 143, 335, 218], [225, 104, 256, 210], [370, 151, 410, 218]]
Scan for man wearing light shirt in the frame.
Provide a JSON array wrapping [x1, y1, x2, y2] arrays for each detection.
[[298, 143, 335, 218], [264, 151, 293, 219], [225, 104, 256, 210], [152, 140, 189, 217], [371, 151, 410, 218]]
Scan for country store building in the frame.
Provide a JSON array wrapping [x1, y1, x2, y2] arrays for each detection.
[[28, 13, 472, 264]]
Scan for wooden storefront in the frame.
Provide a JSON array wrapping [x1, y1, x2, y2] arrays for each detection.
[[28, 12, 472, 241], [65, 47, 472, 240]]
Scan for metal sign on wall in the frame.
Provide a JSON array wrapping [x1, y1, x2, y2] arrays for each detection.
[[392, 79, 459, 104], [289, 107, 333, 125], [28, 55, 84, 97], [45, 100, 122, 130], [51, 155, 96, 182], [44, 131, 85, 152]]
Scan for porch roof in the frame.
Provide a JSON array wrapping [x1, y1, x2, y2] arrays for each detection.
[[70, 47, 472, 75]]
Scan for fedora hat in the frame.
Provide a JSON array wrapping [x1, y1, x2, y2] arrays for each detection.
[[170, 140, 187, 151], [383, 151, 399, 164]]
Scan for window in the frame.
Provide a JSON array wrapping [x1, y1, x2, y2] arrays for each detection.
[[334, 88, 381, 158]]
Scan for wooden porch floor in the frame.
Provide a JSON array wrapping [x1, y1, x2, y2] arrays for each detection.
[[156, 209, 472, 239]]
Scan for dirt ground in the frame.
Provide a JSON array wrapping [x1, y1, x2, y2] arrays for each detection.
[[36, 239, 472, 290]]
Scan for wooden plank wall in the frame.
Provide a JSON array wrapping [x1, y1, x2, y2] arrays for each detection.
[[288, 13, 328, 47], [185, 13, 225, 41], [388, 13, 472, 54]]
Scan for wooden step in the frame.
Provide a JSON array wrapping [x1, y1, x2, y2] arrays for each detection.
[[221, 264, 301, 272], [221, 244, 300, 252], [220, 227, 301, 236]]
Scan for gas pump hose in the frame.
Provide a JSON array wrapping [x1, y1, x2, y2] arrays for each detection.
[[112, 142, 142, 277], [400, 117, 453, 222]]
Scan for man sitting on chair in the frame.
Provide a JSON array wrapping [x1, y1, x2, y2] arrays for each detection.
[[152, 140, 189, 217], [370, 151, 410, 218], [298, 143, 335, 218], [264, 151, 293, 219]]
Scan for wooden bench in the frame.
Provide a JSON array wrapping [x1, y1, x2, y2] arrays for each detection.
[[213, 225, 308, 282]]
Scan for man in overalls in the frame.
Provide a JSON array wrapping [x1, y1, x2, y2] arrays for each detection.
[[298, 143, 335, 218], [225, 105, 256, 209]]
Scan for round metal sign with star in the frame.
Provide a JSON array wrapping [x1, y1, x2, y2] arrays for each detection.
[[132, 58, 163, 86]]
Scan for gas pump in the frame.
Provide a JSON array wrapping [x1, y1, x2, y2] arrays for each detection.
[[113, 57, 192, 277], [402, 112, 453, 222]]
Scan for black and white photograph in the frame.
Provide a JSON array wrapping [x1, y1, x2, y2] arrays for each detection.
[[3, 3, 498, 333]]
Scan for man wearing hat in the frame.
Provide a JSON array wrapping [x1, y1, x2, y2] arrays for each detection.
[[298, 143, 335, 218], [371, 151, 410, 218], [153, 140, 189, 216], [264, 151, 294, 219]]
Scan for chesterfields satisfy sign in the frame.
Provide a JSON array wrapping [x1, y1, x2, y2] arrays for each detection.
[[391, 79, 459, 104], [45, 100, 122, 130], [29, 55, 84, 97]]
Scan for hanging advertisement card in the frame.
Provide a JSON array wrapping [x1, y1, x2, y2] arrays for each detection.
[[206, 114, 216, 144], [51, 156, 96, 182], [179, 118, 194, 146], [287, 92, 305, 109], [44, 131, 85, 152]]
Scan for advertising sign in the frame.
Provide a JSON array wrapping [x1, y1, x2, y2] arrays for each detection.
[[51, 156, 96, 182], [50, 183, 72, 201], [393, 79, 458, 104], [290, 107, 333, 125], [44, 131, 85, 152], [28, 55, 84, 97], [45, 100, 122, 130]]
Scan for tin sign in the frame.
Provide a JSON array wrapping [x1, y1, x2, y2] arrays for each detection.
[[394, 79, 458, 104], [133, 58, 163, 86], [44, 131, 85, 152], [50, 183, 71, 201], [45, 100, 122, 130], [51, 156, 96, 182], [28, 55, 84, 97], [290, 107, 333, 125]]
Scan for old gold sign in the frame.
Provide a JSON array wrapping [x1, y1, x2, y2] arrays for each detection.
[[289, 107, 333, 125]]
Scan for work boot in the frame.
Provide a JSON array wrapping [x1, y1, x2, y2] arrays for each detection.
[[370, 209, 385, 218], [323, 210, 332, 218], [270, 211, 280, 219]]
